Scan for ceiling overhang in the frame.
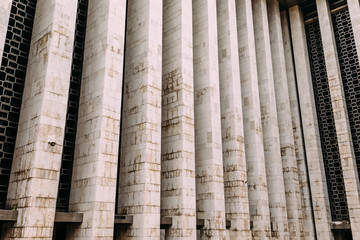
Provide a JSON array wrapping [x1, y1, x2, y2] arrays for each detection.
[[278, 0, 307, 9]]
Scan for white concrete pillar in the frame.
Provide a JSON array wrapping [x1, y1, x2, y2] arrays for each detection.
[[118, 0, 163, 239], [289, 5, 333, 240], [192, 0, 226, 238], [252, 0, 289, 238], [347, 0, 360, 60], [161, 0, 197, 238], [67, 0, 126, 239], [316, 0, 360, 237], [280, 10, 316, 240], [235, 0, 271, 239], [4, 0, 77, 238], [0, 0, 12, 58], [267, 1, 303, 239], [216, 0, 251, 239]]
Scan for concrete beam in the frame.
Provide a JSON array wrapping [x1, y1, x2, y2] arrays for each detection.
[[161, 0, 197, 238], [235, 0, 271, 238], [252, 0, 289, 238], [0, 0, 12, 58], [289, 5, 333, 240], [68, 0, 126, 238], [268, 0, 303, 239], [118, 0, 163, 239], [5, 0, 78, 238], [193, 0, 226, 238], [280, 9, 316, 239], [217, 0, 251, 238]]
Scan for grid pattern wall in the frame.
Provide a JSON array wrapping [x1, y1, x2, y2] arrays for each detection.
[[56, 0, 88, 212], [0, 0, 36, 209], [305, 20, 349, 221], [332, 8, 360, 186]]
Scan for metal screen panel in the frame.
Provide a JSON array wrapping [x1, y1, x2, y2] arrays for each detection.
[[332, 7, 360, 192], [305, 19, 349, 221]]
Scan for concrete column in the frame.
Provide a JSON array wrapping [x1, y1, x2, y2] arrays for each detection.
[[216, 0, 251, 239], [0, 0, 12, 58], [4, 0, 77, 238], [267, 1, 303, 239], [316, 0, 360, 237], [118, 0, 162, 239], [67, 0, 126, 239], [235, 0, 271, 238], [347, 0, 360, 60], [289, 5, 333, 240], [280, 10, 316, 240], [161, 0, 196, 238], [252, 0, 289, 238], [192, 0, 226, 238]]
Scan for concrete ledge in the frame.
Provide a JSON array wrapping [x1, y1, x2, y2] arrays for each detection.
[[54, 212, 83, 223], [160, 217, 172, 229], [0, 209, 17, 222], [195, 219, 231, 229], [114, 215, 133, 226], [331, 221, 351, 230]]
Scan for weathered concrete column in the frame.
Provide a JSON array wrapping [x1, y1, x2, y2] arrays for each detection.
[[67, 0, 126, 239], [216, 0, 251, 239], [252, 0, 289, 238], [0, 0, 12, 58], [289, 5, 333, 240], [235, 0, 271, 238], [347, 0, 360, 60], [267, 1, 303, 239], [192, 0, 226, 238], [161, 0, 196, 238], [4, 0, 77, 238], [316, 0, 360, 237], [118, 0, 162, 239], [280, 10, 316, 240]]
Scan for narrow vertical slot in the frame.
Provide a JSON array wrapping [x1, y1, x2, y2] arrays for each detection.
[[56, 0, 88, 212]]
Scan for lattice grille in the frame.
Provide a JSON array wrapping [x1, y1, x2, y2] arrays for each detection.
[[333, 8, 360, 194], [0, 0, 36, 209], [56, 0, 88, 212], [305, 19, 349, 221]]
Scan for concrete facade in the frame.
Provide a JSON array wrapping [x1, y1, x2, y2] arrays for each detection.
[[1, 0, 360, 239]]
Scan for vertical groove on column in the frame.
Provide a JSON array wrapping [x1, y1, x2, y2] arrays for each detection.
[[252, 0, 289, 238], [267, 1, 303, 238], [235, 0, 271, 238], [281, 10, 316, 239], [192, 0, 226, 238], [305, 19, 349, 222], [216, 0, 251, 238], [0, 0, 36, 209], [56, 0, 88, 212], [118, 0, 162, 238], [161, 0, 196, 238]]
